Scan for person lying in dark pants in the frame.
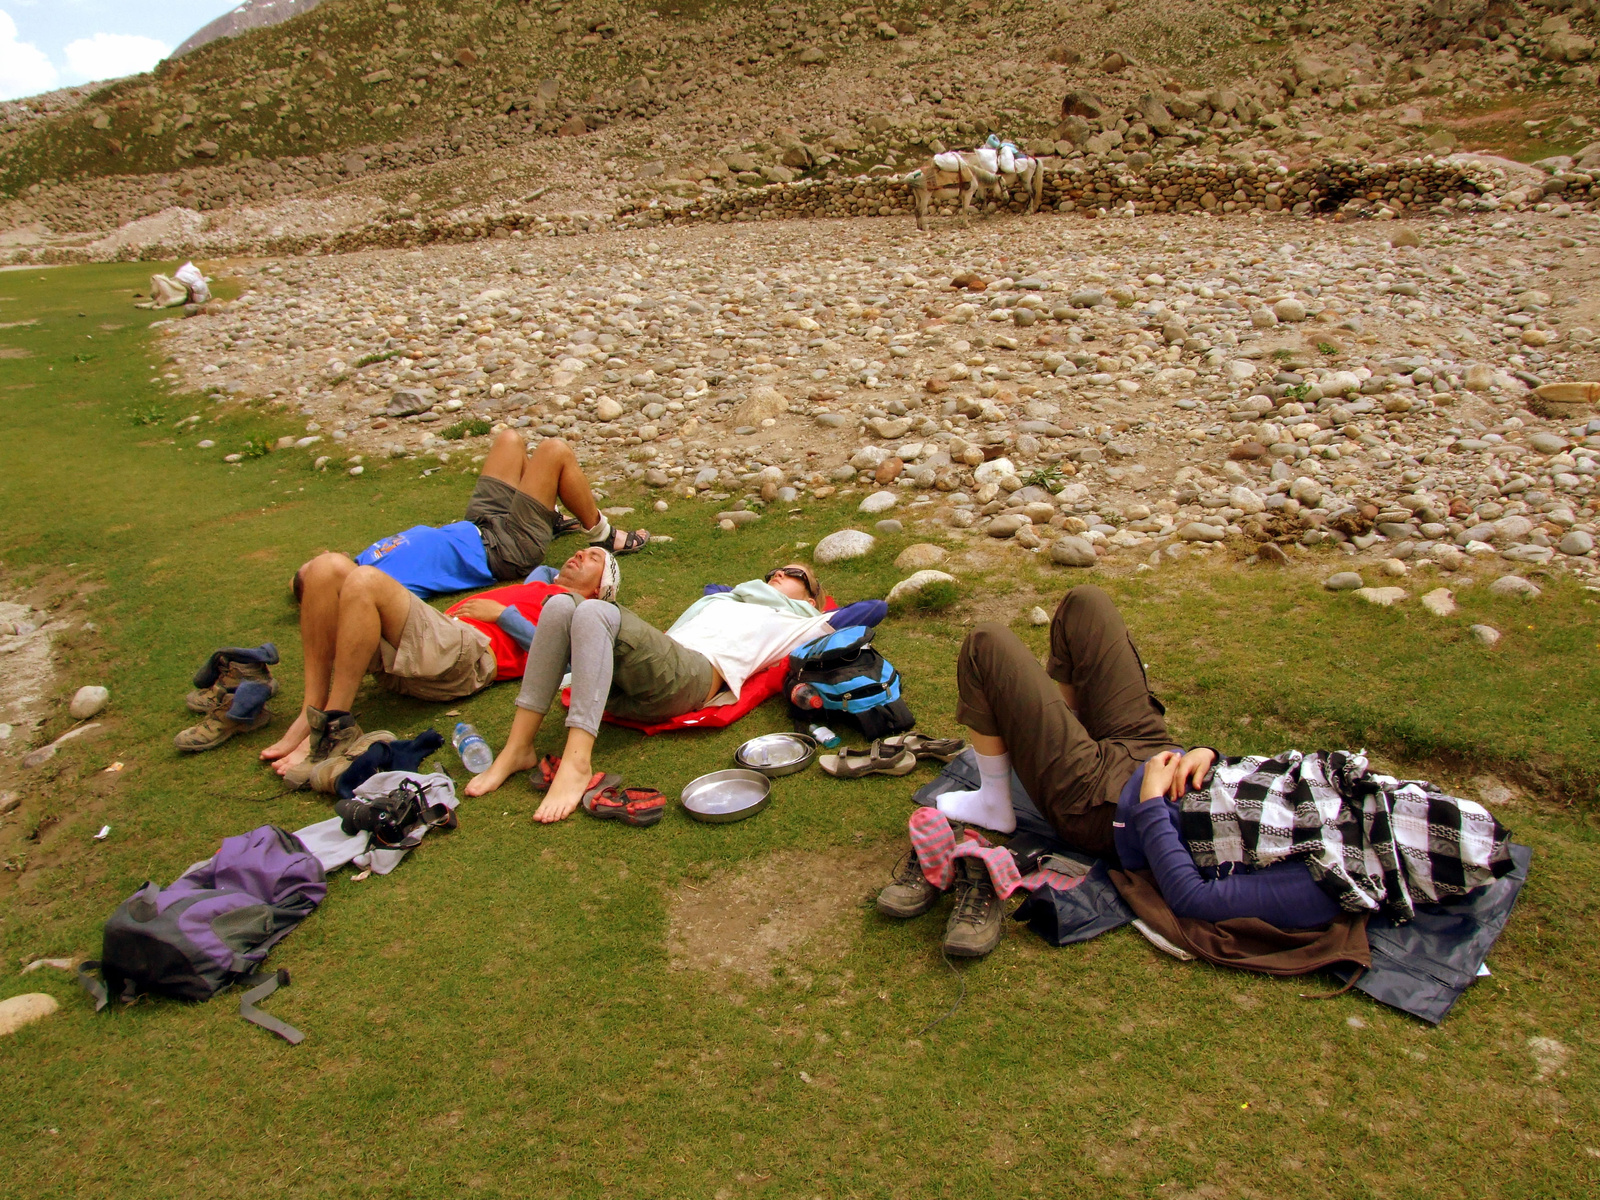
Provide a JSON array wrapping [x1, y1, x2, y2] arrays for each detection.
[[940, 584, 1189, 856], [936, 584, 1340, 928]]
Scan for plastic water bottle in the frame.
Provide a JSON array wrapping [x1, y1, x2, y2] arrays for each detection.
[[789, 682, 824, 711], [452, 722, 493, 773]]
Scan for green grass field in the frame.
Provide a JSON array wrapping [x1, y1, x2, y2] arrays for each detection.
[[1, 264, 1597, 1198]]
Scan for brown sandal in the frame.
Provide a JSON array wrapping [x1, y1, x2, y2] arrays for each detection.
[[820, 741, 918, 779]]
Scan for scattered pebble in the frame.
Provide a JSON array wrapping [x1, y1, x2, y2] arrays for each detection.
[[1028, 606, 1051, 626], [1420, 588, 1457, 617], [1354, 586, 1407, 606], [1470, 624, 1502, 646], [1324, 572, 1364, 592], [68, 685, 109, 720], [0, 993, 59, 1037], [1488, 575, 1542, 599]]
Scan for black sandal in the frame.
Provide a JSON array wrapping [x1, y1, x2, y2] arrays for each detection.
[[609, 528, 650, 556], [552, 514, 584, 537]]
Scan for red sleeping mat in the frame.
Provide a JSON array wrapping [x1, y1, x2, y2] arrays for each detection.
[[561, 596, 835, 736]]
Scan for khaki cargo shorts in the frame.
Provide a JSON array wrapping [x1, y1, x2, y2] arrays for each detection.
[[370, 594, 498, 702]]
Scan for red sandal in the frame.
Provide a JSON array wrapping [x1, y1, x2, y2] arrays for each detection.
[[530, 754, 562, 791], [585, 784, 666, 828]]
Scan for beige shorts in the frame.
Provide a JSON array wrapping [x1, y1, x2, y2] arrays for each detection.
[[370, 594, 498, 702]]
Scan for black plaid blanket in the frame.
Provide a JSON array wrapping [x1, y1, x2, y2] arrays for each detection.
[[1179, 750, 1514, 922]]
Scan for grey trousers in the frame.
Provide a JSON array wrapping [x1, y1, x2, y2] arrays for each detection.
[[515, 595, 714, 733]]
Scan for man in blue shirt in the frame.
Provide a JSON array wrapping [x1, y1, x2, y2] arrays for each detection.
[[307, 431, 649, 599]]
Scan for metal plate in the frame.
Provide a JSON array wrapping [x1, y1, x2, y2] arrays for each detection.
[[681, 768, 773, 824], [734, 732, 817, 778]]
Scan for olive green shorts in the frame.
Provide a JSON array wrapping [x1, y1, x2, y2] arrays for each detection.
[[465, 476, 555, 582], [607, 607, 716, 723]]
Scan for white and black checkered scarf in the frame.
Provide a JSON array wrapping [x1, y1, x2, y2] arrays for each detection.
[[1180, 750, 1514, 922]]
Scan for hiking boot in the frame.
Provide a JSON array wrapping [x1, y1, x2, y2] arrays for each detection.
[[174, 706, 273, 753], [943, 857, 1004, 958], [876, 846, 947, 919], [283, 707, 365, 790], [185, 661, 278, 713], [307, 730, 396, 796], [185, 657, 278, 714]]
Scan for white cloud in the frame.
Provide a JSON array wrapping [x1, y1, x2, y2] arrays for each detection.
[[0, 9, 59, 101], [62, 31, 170, 84]]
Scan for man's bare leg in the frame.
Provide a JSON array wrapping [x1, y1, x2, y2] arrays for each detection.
[[262, 552, 355, 762], [534, 728, 598, 823], [269, 565, 409, 777], [324, 566, 412, 711], [483, 431, 645, 551], [465, 706, 547, 797]]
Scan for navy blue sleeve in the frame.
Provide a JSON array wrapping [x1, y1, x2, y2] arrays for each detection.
[[703, 583, 733, 595], [826, 599, 888, 629], [1129, 799, 1341, 927], [495, 607, 537, 651]]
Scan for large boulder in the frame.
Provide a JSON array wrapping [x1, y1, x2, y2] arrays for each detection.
[[733, 385, 788, 426], [887, 570, 957, 604], [1048, 535, 1097, 567], [895, 543, 948, 570], [814, 529, 876, 564]]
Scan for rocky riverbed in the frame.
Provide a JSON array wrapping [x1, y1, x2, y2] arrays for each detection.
[[157, 201, 1600, 580]]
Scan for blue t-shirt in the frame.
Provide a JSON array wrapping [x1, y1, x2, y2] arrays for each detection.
[[355, 522, 495, 598]]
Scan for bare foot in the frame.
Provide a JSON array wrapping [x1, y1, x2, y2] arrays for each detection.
[[533, 756, 596, 823], [466, 743, 545, 798], [262, 712, 310, 761], [271, 737, 310, 778]]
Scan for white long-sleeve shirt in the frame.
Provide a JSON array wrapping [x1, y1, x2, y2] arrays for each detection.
[[664, 581, 834, 701]]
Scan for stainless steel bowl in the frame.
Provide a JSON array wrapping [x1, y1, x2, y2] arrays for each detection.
[[733, 732, 817, 778], [680, 768, 773, 824]]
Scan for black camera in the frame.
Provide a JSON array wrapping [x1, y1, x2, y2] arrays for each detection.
[[334, 786, 423, 846]]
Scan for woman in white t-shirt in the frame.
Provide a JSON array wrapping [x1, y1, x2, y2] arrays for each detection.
[[465, 563, 882, 825]]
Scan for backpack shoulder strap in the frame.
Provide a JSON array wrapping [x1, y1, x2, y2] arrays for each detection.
[[78, 961, 109, 1012], [238, 968, 304, 1045]]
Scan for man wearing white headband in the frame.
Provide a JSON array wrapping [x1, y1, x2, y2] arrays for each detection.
[[258, 547, 613, 789]]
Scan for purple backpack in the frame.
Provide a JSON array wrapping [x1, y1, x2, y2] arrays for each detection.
[[79, 825, 326, 1043]]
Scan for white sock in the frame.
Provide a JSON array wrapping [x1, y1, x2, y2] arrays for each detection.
[[585, 515, 612, 547], [936, 750, 1016, 834]]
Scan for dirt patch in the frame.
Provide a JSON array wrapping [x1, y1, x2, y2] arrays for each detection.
[[0, 347, 31, 358], [667, 844, 890, 984]]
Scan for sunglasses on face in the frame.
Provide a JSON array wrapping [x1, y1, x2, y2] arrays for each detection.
[[765, 567, 815, 596]]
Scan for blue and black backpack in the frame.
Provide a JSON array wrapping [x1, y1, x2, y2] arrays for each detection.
[[785, 625, 916, 740]]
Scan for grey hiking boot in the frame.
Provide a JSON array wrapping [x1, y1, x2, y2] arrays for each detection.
[[876, 846, 948, 919], [283, 707, 364, 790], [186, 658, 278, 714], [943, 857, 1005, 958], [174, 706, 273, 753]]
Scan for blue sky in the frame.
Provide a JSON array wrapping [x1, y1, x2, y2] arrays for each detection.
[[1, 1, 244, 101]]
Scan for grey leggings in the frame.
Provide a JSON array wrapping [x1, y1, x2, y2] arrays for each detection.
[[515, 594, 619, 737]]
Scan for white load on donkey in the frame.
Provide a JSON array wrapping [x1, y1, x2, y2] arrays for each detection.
[[906, 135, 1045, 230]]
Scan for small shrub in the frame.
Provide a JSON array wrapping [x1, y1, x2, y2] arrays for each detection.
[[911, 580, 959, 612], [442, 417, 492, 440], [1023, 464, 1066, 492], [1271, 348, 1295, 361], [1316, 341, 1341, 356], [239, 438, 272, 459], [127, 404, 166, 426], [353, 349, 402, 368]]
